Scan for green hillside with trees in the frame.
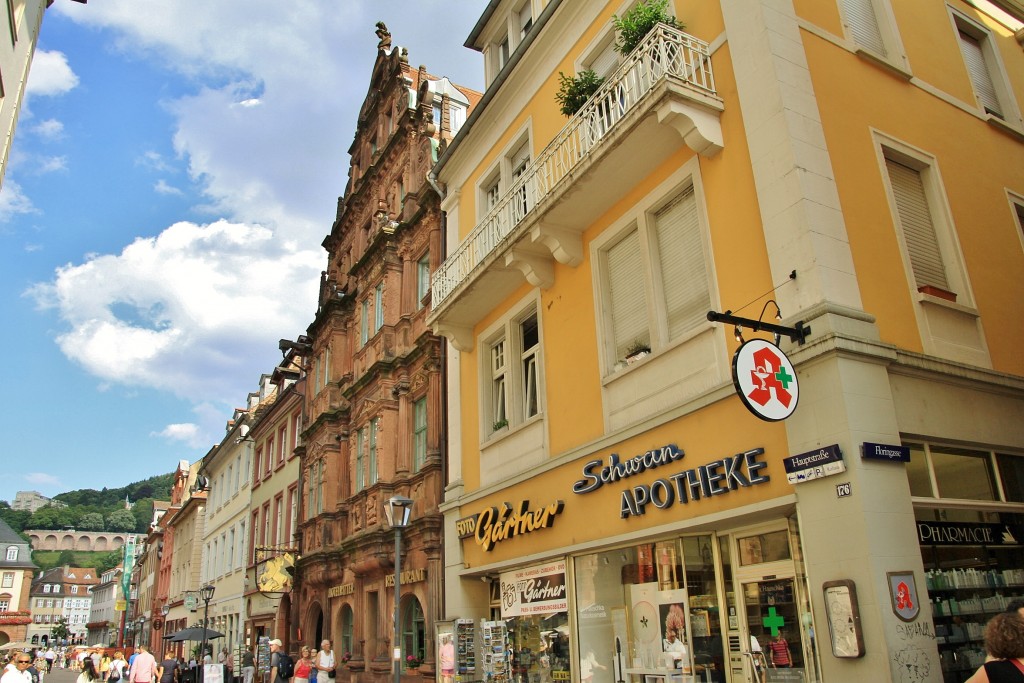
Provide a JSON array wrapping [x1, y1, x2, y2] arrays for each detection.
[[0, 472, 174, 538]]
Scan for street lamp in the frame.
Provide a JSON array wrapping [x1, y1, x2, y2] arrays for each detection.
[[137, 617, 145, 647], [385, 495, 413, 683], [199, 585, 216, 671]]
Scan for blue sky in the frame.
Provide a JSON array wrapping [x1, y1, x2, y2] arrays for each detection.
[[0, 0, 487, 504]]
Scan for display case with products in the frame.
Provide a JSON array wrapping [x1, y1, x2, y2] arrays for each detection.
[[481, 620, 510, 683]]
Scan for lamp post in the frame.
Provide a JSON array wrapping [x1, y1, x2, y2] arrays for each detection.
[[384, 496, 413, 683], [137, 617, 145, 647], [199, 585, 216, 670]]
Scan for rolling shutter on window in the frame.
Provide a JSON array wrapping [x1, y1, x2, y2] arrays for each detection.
[[588, 42, 619, 80], [885, 157, 949, 292], [957, 30, 1002, 117], [841, 0, 886, 55], [654, 186, 709, 339], [606, 228, 648, 359]]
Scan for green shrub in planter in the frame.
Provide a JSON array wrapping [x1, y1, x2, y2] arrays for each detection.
[[612, 0, 683, 56], [555, 69, 605, 117]]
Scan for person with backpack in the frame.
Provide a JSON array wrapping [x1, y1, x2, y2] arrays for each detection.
[[268, 641, 293, 683]]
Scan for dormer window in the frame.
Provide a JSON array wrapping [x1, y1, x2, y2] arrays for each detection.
[[5, 546, 16, 561]]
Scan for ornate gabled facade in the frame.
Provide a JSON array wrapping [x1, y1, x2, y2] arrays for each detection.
[[294, 22, 479, 682]]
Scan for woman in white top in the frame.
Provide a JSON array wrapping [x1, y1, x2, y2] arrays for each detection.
[[315, 641, 335, 683]]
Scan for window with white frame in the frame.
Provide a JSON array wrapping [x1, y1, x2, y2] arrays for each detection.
[[598, 182, 711, 366], [413, 397, 427, 471], [356, 428, 366, 492], [416, 254, 430, 308], [510, 141, 531, 223], [880, 143, 965, 301], [5, 546, 16, 561], [361, 298, 370, 345], [517, 1, 533, 41], [483, 173, 501, 216], [0, 599, 8, 612], [838, 0, 905, 64], [1013, 199, 1024, 252], [368, 417, 379, 486], [1, 572, 13, 588], [374, 283, 384, 332], [450, 105, 466, 134], [483, 305, 542, 434], [951, 10, 1013, 120]]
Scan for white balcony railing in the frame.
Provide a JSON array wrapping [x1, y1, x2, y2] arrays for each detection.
[[432, 23, 717, 308]]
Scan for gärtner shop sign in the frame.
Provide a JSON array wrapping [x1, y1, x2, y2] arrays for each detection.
[[572, 443, 770, 518]]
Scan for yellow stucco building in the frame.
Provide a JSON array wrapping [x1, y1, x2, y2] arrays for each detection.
[[429, 1, 1024, 682]]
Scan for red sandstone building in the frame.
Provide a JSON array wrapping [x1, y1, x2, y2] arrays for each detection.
[[293, 22, 478, 681]]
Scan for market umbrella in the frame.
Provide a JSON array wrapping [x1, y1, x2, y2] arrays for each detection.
[[0, 642, 33, 650], [167, 627, 224, 643]]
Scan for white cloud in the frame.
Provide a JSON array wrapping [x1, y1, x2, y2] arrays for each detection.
[[152, 423, 203, 447], [28, 219, 321, 402], [21, 1, 486, 443], [25, 472, 62, 487], [154, 179, 183, 196], [0, 180, 37, 222], [32, 119, 64, 140], [26, 50, 79, 97], [137, 151, 174, 173], [34, 156, 68, 174]]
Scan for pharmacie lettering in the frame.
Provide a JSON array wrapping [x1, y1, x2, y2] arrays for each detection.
[[475, 500, 565, 551], [918, 523, 995, 545], [619, 448, 769, 519], [572, 444, 685, 494]]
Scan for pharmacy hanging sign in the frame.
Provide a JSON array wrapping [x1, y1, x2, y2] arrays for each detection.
[[732, 339, 799, 421]]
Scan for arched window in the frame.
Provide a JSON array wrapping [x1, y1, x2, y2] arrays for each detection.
[[400, 597, 425, 670], [5, 546, 16, 561], [339, 604, 354, 661]]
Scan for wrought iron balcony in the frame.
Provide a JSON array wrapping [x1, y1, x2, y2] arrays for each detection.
[[430, 24, 723, 344]]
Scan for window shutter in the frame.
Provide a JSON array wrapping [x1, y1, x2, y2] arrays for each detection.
[[958, 29, 1002, 117], [588, 42, 619, 80], [606, 228, 649, 359], [654, 186, 710, 339], [885, 157, 949, 291], [841, 0, 886, 55]]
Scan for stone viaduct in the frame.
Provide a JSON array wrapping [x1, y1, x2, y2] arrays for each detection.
[[26, 530, 143, 552]]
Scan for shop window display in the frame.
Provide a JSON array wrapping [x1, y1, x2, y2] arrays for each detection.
[[908, 442, 1024, 683], [573, 536, 726, 683], [487, 577, 571, 683]]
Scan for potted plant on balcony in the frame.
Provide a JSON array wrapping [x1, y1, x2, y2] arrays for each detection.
[[625, 338, 652, 365], [612, 0, 683, 56], [555, 69, 605, 117], [405, 654, 423, 672]]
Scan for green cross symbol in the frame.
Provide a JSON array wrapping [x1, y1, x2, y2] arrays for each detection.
[[762, 607, 786, 636], [774, 366, 794, 389]]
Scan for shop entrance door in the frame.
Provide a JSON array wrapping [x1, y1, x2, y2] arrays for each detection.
[[739, 577, 806, 683]]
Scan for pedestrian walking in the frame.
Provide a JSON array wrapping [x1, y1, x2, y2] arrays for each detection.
[[76, 658, 99, 683], [240, 648, 254, 683], [314, 641, 334, 683]]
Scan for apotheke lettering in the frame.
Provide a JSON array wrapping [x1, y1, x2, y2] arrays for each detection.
[[572, 445, 770, 519]]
